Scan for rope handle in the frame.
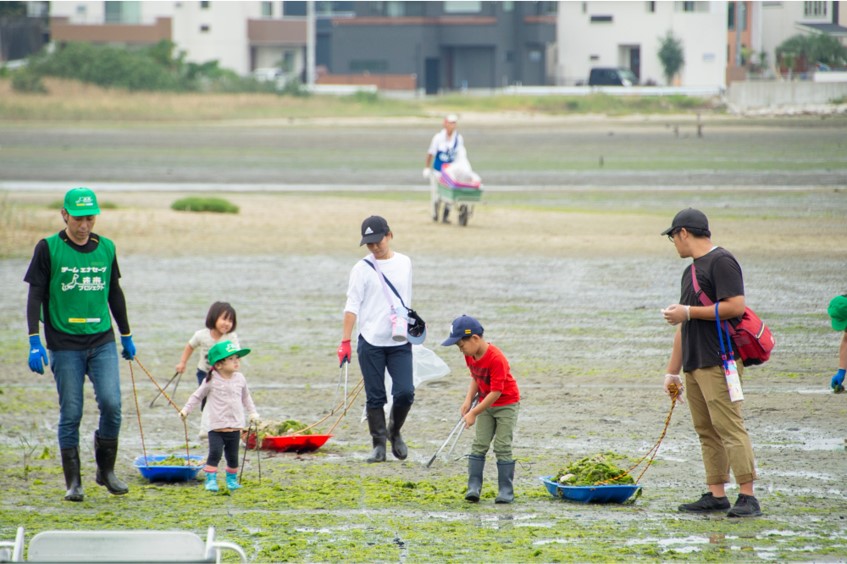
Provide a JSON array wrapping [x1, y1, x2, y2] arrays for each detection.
[[594, 383, 680, 485], [129, 357, 191, 465]]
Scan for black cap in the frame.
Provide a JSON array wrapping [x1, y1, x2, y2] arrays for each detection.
[[661, 208, 710, 237], [360, 215, 390, 246]]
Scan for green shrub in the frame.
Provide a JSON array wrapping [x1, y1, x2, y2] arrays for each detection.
[[11, 69, 47, 93], [171, 197, 239, 214]]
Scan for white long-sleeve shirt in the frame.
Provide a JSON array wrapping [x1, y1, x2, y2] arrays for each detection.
[[344, 252, 412, 347]]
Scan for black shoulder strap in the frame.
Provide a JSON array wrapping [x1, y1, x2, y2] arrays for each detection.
[[363, 259, 409, 310]]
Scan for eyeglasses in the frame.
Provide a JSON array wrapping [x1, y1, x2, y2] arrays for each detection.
[[666, 229, 680, 242]]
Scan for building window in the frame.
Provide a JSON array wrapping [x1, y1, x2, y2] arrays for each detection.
[[105, 1, 141, 24], [728, 2, 748, 31], [590, 15, 613, 22], [262, 1, 273, 16], [385, 2, 405, 17], [678, 1, 707, 12], [444, 1, 482, 14], [503, 1, 514, 12], [350, 60, 388, 72], [804, 1, 827, 17], [200, 1, 210, 9], [104, 2, 122, 23], [646, 1, 656, 12], [200, 24, 210, 32]]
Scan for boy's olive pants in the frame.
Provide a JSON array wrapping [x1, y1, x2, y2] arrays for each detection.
[[470, 403, 519, 462]]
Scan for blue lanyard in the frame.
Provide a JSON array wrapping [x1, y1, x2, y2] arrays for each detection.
[[714, 303, 735, 363]]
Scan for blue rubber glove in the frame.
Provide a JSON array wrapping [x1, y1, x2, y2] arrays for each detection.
[[832, 368, 846, 393], [120, 334, 136, 361], [28, 335, 48, 374]]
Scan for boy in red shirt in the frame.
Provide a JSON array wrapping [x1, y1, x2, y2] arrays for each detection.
[[442, 315, 520, 503]]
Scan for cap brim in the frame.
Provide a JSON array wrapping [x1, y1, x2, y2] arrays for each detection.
[[67, 208, 101, 217], [408, 329, 426, 345], [660, 226, 674, 236], [360, 234, 385, 246], [441, 335, 461, 346]]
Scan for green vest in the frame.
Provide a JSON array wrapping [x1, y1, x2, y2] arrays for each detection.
[[45, 233, 115, 335]]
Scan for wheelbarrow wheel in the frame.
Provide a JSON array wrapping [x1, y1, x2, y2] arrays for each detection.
[[458, 204, 470, 226]]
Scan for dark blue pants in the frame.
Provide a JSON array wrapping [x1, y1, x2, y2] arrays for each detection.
[[357, 336, 414, 410]]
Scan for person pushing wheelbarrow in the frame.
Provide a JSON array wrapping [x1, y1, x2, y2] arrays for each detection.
[[423, 114, 464, 224]]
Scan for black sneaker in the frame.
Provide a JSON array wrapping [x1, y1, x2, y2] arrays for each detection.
[[727, 494, 762, 518], [678, 492, 731, 513]]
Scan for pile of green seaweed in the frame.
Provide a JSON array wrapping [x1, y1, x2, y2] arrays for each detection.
[[147, 455, 201, 467], [253, 419, 316, 440], [553, 453, 634, 486]]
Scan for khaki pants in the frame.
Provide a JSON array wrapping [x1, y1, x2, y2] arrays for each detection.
[[471, 403, 519, 462], [685, 365, 757, 485]]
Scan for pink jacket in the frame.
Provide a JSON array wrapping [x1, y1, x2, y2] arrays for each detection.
[[182, 370, 257, 430]]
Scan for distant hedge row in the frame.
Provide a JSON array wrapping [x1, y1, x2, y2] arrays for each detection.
[[18, 40, 287, 94]]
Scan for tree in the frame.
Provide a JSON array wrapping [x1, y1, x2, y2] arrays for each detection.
[[776, 33, 847, 71], [657, 31, 684, 86]]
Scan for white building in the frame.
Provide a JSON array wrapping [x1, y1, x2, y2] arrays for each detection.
[[49, 1, 306, 77], [557, 1, 728, 87]]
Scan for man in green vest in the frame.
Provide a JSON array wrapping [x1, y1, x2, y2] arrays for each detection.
[[24, 187, 137, 502]]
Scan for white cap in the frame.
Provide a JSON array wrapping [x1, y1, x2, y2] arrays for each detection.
[[445, 114, 458, 123]]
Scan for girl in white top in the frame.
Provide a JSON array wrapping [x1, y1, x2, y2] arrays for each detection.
[[338, 215, 415, 464], [175, 301, 239, 407]]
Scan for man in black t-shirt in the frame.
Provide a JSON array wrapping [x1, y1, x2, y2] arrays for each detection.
[[24, 187, 136, 502], [660, 208, 762, 518]]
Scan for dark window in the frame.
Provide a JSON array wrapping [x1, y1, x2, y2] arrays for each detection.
[[105, 2, 123, 23], [590, 15, 613, 22], [200, 24, 210, 32], [682, 1, 696, 12], [200, 1, 210, 9], [283, 1, 306, 16], [647, 1, 656, 13], [729, 2, 747, 31], [261, 1, 273, 16]]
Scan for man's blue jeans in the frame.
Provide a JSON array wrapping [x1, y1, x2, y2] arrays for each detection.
[[50, 341, 122, 449]]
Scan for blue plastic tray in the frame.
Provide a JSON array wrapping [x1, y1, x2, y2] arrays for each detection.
[[540, 476, 641, 504], [134, 454, 204, 482]]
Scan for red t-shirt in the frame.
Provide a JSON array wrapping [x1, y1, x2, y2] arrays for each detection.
[[465, 343, 520, 407]]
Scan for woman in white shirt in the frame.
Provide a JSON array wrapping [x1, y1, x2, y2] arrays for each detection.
[[337, 216, 415, 463]]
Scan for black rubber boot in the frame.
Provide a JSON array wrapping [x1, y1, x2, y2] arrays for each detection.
[[494, 460, 515, 504], [442, 204, 451, 223], [388, 404, 411, 460], [432, 201, 440, 222], [94, 432, 129, 495], [366, 408, 387, 463], [465, 455, 485, 502], [60, 447, 84, 502]]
